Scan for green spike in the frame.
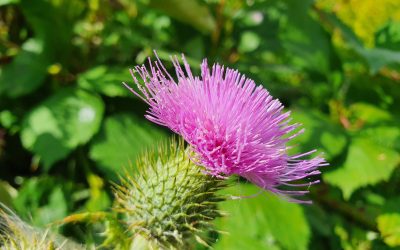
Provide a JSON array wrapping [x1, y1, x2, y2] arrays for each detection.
[[113, 138, 227, 249]]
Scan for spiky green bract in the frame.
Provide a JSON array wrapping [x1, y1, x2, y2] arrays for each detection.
[[113, 138, 226, 249], [0, 206, 84, 250]]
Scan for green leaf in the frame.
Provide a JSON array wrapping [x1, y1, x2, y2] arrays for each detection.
[[280, 0, 331, 74], [89, 114, 166, 178], [349, 103, 392, 124], [13, 176, 72, 226], [325, 12, 400, 74], [291, 110, 347, 160], [78, 66, 132, 97], [377, 213, 400, 247], [149, 0, 216, 34], [215, 184, 310, 250], [359, 126, 400, 151], [21, 88, 104, 169], [20, 0, 84, 59], [324, 138, 400, 200], [0, 39, 49, 97]]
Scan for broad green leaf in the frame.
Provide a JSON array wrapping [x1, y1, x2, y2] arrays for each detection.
[[215, 184, 310, 250], [291, 110, 347, 160], [360, 126, 400, 151], [0, 39, 49, 97], [348, 103, 400, 150], [89, 114, 166, 178], [78, 66, 132, 97], [324, 138, 400, 199], [349, 103, 392, 124], [377, 213, 400, 247], [280, 0, 331, 74], [21, 88, 104, 169], [149, 0, 216, 34]]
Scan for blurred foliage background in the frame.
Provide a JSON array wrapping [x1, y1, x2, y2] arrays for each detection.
[[1, 0, 400, 249]]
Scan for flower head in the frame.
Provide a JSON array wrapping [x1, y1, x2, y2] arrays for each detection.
[[124, 53, 327, 202]]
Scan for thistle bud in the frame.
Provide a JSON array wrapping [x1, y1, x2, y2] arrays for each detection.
[[113, 139, 226, 249], [0, 206, 84, 250]]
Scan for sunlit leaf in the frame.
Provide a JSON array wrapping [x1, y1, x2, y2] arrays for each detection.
[[21, 88, 104, 169], [324, 137, 400, 199], [215, 184, 310, 250], [349, 103, 392, 124], [377, 213, 400, 247], [0, 0, 19, 6]]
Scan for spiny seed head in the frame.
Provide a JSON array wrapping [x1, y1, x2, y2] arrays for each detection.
[[0, 206, 84, 250], [113, 138, 226, 249]]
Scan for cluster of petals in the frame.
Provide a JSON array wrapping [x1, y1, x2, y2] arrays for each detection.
[[124, 53, 327, 202]]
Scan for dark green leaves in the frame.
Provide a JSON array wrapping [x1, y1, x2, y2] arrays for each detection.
[[280, 0, 331, 74], [21, 89, 104, 169]]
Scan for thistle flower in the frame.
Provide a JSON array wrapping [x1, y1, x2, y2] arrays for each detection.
[[113, 138, 226, 249], [124, 53, 327, 202]]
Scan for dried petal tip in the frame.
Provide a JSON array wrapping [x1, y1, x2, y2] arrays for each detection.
[[113, 138, 226, 249], [125, 53, 328, 202]]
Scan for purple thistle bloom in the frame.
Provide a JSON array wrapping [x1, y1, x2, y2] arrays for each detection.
[[124, 53, 328, 203]]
